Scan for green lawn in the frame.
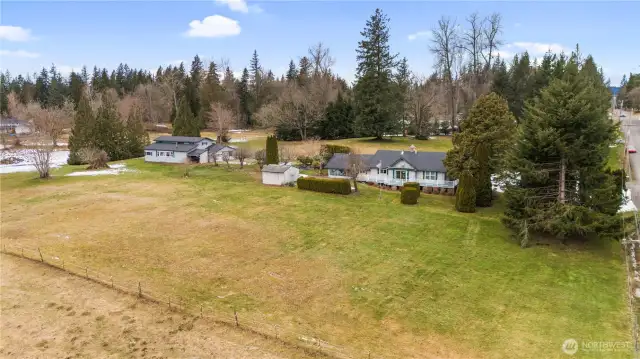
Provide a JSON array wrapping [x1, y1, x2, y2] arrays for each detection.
[[0, 160, 630, 358], [607, 144, 625, 170]]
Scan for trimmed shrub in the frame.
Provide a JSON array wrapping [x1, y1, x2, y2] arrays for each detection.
[[297, 176, 351, 195], [297, 155, 314, 167], [403, 182, 420, 196], [455, 170, 476, 213], [401, 187, 419, 205], [475, 142, 493, 207], [320, 144, 351, 162], [266, 135, 279, 164]]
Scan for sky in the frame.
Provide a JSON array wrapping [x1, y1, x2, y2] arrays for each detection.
[[1, 0, 639, 85]]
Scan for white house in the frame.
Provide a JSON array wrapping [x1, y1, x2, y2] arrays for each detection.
[[325, 148, 458, 189], [144, 136, 215, 164], [262, 165, 300, 186], [0, 118, 32, 135]]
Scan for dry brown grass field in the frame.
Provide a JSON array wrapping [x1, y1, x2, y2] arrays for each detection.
[[0, 254, 320, 359], [0, 157, 629, 359]]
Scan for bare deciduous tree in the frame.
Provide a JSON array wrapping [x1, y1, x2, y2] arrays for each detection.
[[254, 149, 266, 170], [431, 17, 461, 129], [235, 147, 250, 168], [308, 42, 335, 78], [221, 151, 231, 168], [346, 149, 366, 193], [31, 135, 53, 179], [481, 12, 503, 69], [134, 83, 171, 125], [409, 75, 440, 138], [461, 12, 484, 101], [209, 102, 233, 143], [279, 145, 294, 165]]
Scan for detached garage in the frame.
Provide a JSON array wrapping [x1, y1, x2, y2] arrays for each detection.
[[261, 165, 300, 186]]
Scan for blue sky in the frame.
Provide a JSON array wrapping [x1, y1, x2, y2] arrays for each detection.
[[1, 1, 639, 85]]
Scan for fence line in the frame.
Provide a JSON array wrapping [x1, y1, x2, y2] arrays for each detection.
[[1, 244, 362, 359]]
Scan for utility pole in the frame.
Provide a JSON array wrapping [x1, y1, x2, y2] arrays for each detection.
[[559, 157, 566, 204]]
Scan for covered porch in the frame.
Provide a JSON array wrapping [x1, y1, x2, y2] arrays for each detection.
[[357, 173, 458, 188]]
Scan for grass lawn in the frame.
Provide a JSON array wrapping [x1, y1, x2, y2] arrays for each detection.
[[607, 144, 625, 171], [0, 160, 630, 359]]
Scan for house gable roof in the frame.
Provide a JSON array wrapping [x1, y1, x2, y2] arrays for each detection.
[[262, 164, 292, 173], [325, 153, 373, 169], [368, 150, 447, 172], [153, 136, 214, 143], [210, 144, 235, 154], [144, 142, 198, 152]]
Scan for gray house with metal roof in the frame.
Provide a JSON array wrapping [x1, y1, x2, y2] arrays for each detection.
[[144, 136, 215, 164], [325, 147, 457, 188]]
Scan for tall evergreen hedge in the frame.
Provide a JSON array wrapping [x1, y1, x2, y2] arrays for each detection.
[[475, 142, 493, 207], [403, 182, 420, 195], [297, 177, 351, 195], [455, 170, 476, 213], [266, 135, 279, 164]]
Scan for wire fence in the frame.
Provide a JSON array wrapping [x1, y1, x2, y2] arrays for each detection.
[[0, 244, 366, 359]]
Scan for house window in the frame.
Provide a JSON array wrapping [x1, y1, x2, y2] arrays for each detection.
[[394, 170, 407, 180], [380, 169, 387, 174], [171, 152, 175, 157], [159, 151, 164, 156], [423, 171, 437, 180], [145, 151, 152, 156]]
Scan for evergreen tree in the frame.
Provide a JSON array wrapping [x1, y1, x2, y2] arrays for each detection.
[[455, 170, 476, 213], [354, 8, 398, 139], [69, 71, 85, 110], [201, 62, 222, 119], [507, 52, 532, 122], [503, 57, 620, 242], [0, 72, 9, 116], [237, 68, 252, 127], [286, 60, 297, 82], [80, 66, 89, 85], [444, 92, 515, 179], [474, 142, 492, 207], [250, 50, 262, 109], [35, 67, 50, 108], [298, 56, 311, 85], [490, 58, 510, 99], [48, 65, 65, 109], [92, 94, 127, 160], [68, 95, 95, 165], [124, 105, 149, 158], [317, 92, 356, 139], [172, 96, 200, 137], [265, 135, 279, 164], [395, 57, 411, 135], [186, 55, 204, 128]]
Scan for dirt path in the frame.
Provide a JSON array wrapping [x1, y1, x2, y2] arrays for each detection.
[[0, 254, 315, 359]]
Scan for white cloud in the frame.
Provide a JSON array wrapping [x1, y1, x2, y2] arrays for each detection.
[[510, 42, 567, 55], [214, 0, 262, 14], [185, 15, 241, 38], [0, 25, 33, 42], [496, 50, 514, 59], [0, 49, 40, 58], [408, 31, 431, 41], [57, 65, 82, 76]]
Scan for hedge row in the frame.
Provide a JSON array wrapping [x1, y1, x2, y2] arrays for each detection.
[[401, 187, 419, 205], [297, 176, 351, 195]]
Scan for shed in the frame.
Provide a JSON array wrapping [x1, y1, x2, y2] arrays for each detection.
[[262, 165, 300, 186]]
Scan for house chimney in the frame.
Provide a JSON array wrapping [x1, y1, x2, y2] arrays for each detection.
[[409, 144, 417, 154]]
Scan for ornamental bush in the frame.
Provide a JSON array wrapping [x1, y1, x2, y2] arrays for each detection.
[[455, 170, 476, 213], [401, 187, 419, 205], [320, 144, 351, 162], [403, 182, 420, 196], [297, 176, 351, 195]]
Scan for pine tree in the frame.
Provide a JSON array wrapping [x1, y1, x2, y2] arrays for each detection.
[[503, 56, 620, 241], [201, 62, 222, 120], [286, 60, 297, 82], [237, 68, 252, 127], [455, 170, 476, 213], [395, 57, 411, 135], [444, 92, 515, 179], [48, 65, 65, 109], [69, 71, 85, 110], [318, 92, 355, 139], [298, 57, 311, 85], [172, 96, 200, 137], [266, 135, 279, 164], [35, 67, 50, 108], [68, 95, 94, 165], [0, 72, 9, 116], [92, 94, 127, 160], [250, 50, 262, 110], [354, 8, 398, 139], [474, 142, 492, 207], [490, 58, 510, 99], [507, 52, 533, 122], [186, 55, 204, 128], [124, 105, 149, 158]]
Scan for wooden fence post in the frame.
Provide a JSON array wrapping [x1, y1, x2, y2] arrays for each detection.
[[138, 282, 142, 297], [38, 248, 44, 262], [234, 308, 238, 327]]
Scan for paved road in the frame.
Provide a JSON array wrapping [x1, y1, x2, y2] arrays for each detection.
[[621, 111, 640, 205]]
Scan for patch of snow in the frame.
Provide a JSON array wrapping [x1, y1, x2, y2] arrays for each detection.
[[155, 124, 168, 128], [65, 164, 136, 177], [228, 138, 248, 143], [619, 189, 637, 213], [229, 129, 250, 133], [0, 150, 69, 174]]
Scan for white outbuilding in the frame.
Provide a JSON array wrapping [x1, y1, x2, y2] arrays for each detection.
[[261, 165, 300, 186]]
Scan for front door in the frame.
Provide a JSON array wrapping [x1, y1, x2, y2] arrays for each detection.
[[393, 170, 408, 180]]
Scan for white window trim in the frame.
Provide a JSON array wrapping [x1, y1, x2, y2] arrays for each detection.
[[423, 171, 437, 180]]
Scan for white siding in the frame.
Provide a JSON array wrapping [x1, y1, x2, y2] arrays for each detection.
[[391, 160, 414, 170], [284, 167, 300, 183], [437, 172, 446, 182], [199, 151, 208, 163], [262, 172, 285, 185], [198, 139, 213, 149], [144, 150, 188, 164]]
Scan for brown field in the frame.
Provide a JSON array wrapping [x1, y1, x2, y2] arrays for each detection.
[[0, 254, 321, 359]]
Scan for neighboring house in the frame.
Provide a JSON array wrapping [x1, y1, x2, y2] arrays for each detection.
[[325, 148, 458, 188], [0, 118, 32, 135], [144, 136, 215, 164], [262, 165, 300, 186], [210, 144, 236, 162]]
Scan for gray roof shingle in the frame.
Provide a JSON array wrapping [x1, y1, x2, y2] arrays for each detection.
[[325, 150, 447, 172], [144, 142, 198, 152], [262, 164, 292, 173], [153, 136, 213, 143]]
